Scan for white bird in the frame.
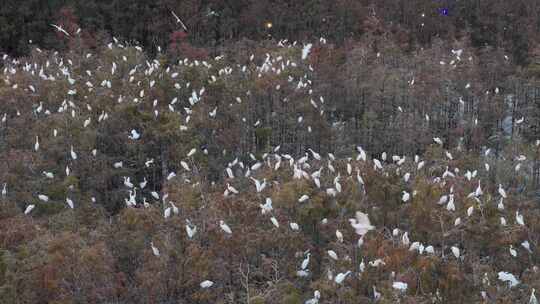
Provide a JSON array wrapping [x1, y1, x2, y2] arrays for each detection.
[[290, 222, 300, 231], [373, 286, 381, 301], [170, 202, 179, 214], [34, 136, 40, 151], [509, 245, 517, 257], [226, 183, 239, 194], [308, 148, 321, 160], [402, 191, 410, 202], [50, 24, 70, 36], [270, 216, 279, 228], [251, 177, 266, 193], [83, 118, 91, 128], [327, 250, 338, 260], [356, 146, 367, 161], [497, 271, 519, 287], [200, 280, 214, 288], [139, 177, 147, 189], [302, 43, 313, 60], [123, 177, 133, 188], [24, 204, 35, 215], [66, 197, 74, 209], [402, 232, 410, 246], [38, 194, 49, 202], [474, 181, 483, 197], [259, 197, 273, 214], [164, 207, 171, 218], [498, 184, 507, 198], [167, 172, 176, 180], [296, 269, 310, 277], [226, 167, 234, 179], [516, 211, 525, 226], [451, 246, 460, 259], [433, 137, 443, 145], [336, 230, 343, 243], [305, 290, 321, 304], [392, 281, 408, 291], [334, 271, 351, 284], [128, 129, 140, 140], [373, 159, 383, 170], [42, 171, 54, 179], [70, 145, 77, 160], [403, 172, 411, 182], [209, 107, 217, 118], [171, 11, 188, 31], [467, 206, 474, 217], [1, 183, 6, 197], [349, 211, 375, 236], [301, 253, 311, 270], [150, 242, 160, 256], [369, 259, 386, 268], [251, 162, 263, 171], [522, 240, 532, 253], [220, 220, 232, 234], [530, 288, 538, 304], [185, 222, 197, 238], [326, 188, 337, 197], [298, 194, 309, 203], [446, 196, 455, 211]]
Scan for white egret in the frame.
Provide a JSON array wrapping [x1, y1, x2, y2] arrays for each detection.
[[327, 250, 338, 261], [498, 184, 507, 198], [220, 220, 232, 234], [290, 222, 300, 231], [24, 204, 35, 215], [270, 216, 279, 228], [66, 197, 74, 209], [298, 194, 309, 202], [497, 271, 519, 287], [70, 145, 77, 160], [128, 129, 140, 140], [334, 271, 351, 284], [451, 246, 460, 259], [186, 224, 197, 239], [301, 253, 310, 270], [150, 242, 160, 256], [200, 280, 214, 288], [392, 281, 408, 291], [349, 211, 374, 236]]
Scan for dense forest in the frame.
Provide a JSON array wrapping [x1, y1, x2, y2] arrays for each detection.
[[1, 1, 540, 303]]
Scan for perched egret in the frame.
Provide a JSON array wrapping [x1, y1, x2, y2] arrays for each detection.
[[200, 280, 214, 288], [220, 220, 232, 234], [24, 204, 35, 215], [150, 242, 160, 256], [334, 271, 351, 284]]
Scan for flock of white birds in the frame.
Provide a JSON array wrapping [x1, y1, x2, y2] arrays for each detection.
[[0, 23, 538, 303]]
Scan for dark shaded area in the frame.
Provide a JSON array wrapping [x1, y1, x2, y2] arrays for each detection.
[[1, 0, 539, 66]]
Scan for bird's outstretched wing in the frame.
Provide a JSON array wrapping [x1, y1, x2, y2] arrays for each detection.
[[50, 24, 70, 36], [171, 11, 188, 31]]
